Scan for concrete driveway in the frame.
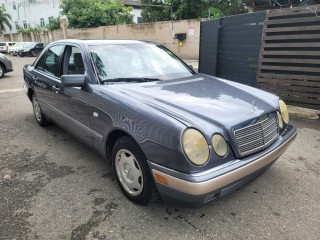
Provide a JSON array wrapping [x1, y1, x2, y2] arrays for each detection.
[[0, 56, 319, 240]]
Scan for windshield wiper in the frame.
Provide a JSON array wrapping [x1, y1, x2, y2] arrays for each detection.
[[101, 77, 161, 84]]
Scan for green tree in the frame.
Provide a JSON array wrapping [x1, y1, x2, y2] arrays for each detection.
[[104, 1, 134, 25], [0, 6, 12, 33], [46, 17, 61, 31], [141, 0, 172, 22], [141, 0, 246, 23], [60, 0, 133, 28]]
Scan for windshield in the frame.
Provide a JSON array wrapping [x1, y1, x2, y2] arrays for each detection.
[[89, 44, 194, 83], [14, 43, 24, 47]]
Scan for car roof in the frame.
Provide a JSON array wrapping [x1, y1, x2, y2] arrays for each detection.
[[53, 39, 158, 46]]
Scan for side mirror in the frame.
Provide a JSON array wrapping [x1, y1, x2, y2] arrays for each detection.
[[61, 75, 85, 87], [188, 64, 194, 70]]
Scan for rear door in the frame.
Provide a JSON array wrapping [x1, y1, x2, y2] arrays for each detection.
[[31, 44, 65, 122]]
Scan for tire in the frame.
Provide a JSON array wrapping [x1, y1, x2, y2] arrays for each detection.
[[32, 93, 50, 126], [31, 50, 37, 57], [0, 64, 5, 78], [112, 136, 158, 205]]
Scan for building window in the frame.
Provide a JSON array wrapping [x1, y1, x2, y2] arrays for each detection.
[[23, 21, 27, 29], [12, 2, 16, 10], [15, 22, 18, 28], [40, 18, 45, 27], [48, 16, 54, 24], [1, 3, 5, 10], [137, 17, 143, 24]]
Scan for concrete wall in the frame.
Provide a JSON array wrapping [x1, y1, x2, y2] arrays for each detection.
[[1, 19, 205, 59]]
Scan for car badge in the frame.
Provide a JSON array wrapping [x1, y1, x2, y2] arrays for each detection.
[[252, 100, 257, 112]]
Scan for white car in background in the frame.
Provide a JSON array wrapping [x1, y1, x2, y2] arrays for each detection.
[[8, 42, 26, 56], [0, 42, 16, 54]]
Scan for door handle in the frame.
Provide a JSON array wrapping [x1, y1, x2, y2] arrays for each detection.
[[52, 85, 60, 93]]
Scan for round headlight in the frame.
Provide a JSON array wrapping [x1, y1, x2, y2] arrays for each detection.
[[279, 100, 289, 124], [211, 134, 228, 157], [277, 111, 283, 129], [182, 129, 209, 165]]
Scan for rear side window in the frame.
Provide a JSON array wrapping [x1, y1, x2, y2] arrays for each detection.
[[0, 43, 5, 46], [35, 45, 64, 77], [35, 53, 46, 70]]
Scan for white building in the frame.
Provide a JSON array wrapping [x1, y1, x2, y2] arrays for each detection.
[[0, 0, 61, 34], [0, 0, 142, 34]]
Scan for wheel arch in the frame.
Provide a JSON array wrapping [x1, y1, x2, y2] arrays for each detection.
[[106, 129, 137, 165], [0, 62, 6, 72], [27, 88, 34, 102]]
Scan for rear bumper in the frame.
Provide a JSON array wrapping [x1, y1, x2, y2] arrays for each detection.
[[148, 126, 297, 206]]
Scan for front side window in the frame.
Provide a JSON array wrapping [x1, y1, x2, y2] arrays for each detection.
[[63, 46, 85, 75], [40, 45, 64, 77], [89, 44, 193, 83]]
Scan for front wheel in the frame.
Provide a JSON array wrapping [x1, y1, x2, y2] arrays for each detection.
[[32, 93, 50, 126], [112, 136, 158, 205], [31, 50, 37, 57]]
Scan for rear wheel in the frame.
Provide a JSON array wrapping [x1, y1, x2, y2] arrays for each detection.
[[112, 136, 158, 205], [32, 93, 50, 126]]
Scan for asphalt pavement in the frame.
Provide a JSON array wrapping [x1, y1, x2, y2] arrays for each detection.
[[0, 55, 319, 240]]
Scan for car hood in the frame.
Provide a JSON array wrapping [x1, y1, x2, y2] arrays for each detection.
[[107, 74, 279, 134]]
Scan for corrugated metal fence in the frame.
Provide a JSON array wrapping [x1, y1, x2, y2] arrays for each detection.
[[199, 5, 320, 110], [199, 12, 266, 87]]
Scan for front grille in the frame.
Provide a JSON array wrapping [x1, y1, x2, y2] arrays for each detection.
[[234, 115, 278, 157]]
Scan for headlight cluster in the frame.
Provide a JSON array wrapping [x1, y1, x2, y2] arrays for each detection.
[[182, 129, 209, 166], [278, 100, 289, 128], [211, 134, 228, 157], [182, 129, 228, 166]]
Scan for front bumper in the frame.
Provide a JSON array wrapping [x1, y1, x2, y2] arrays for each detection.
[[148, 126, 297, 206]]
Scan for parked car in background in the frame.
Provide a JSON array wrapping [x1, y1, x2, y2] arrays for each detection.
[[23, 39, 297, 206], [18, 42, 44, 57], [0, 42, 16, 54], [8, 42, 25, 56], [0, 53, 13, 78]]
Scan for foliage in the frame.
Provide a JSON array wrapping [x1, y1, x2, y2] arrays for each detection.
[[0, 6, 12, 33], [46, 17, 61, 31], [16, 24, 47, 34], [60, 0, 134, 28], [141, 0, 247, 23]]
